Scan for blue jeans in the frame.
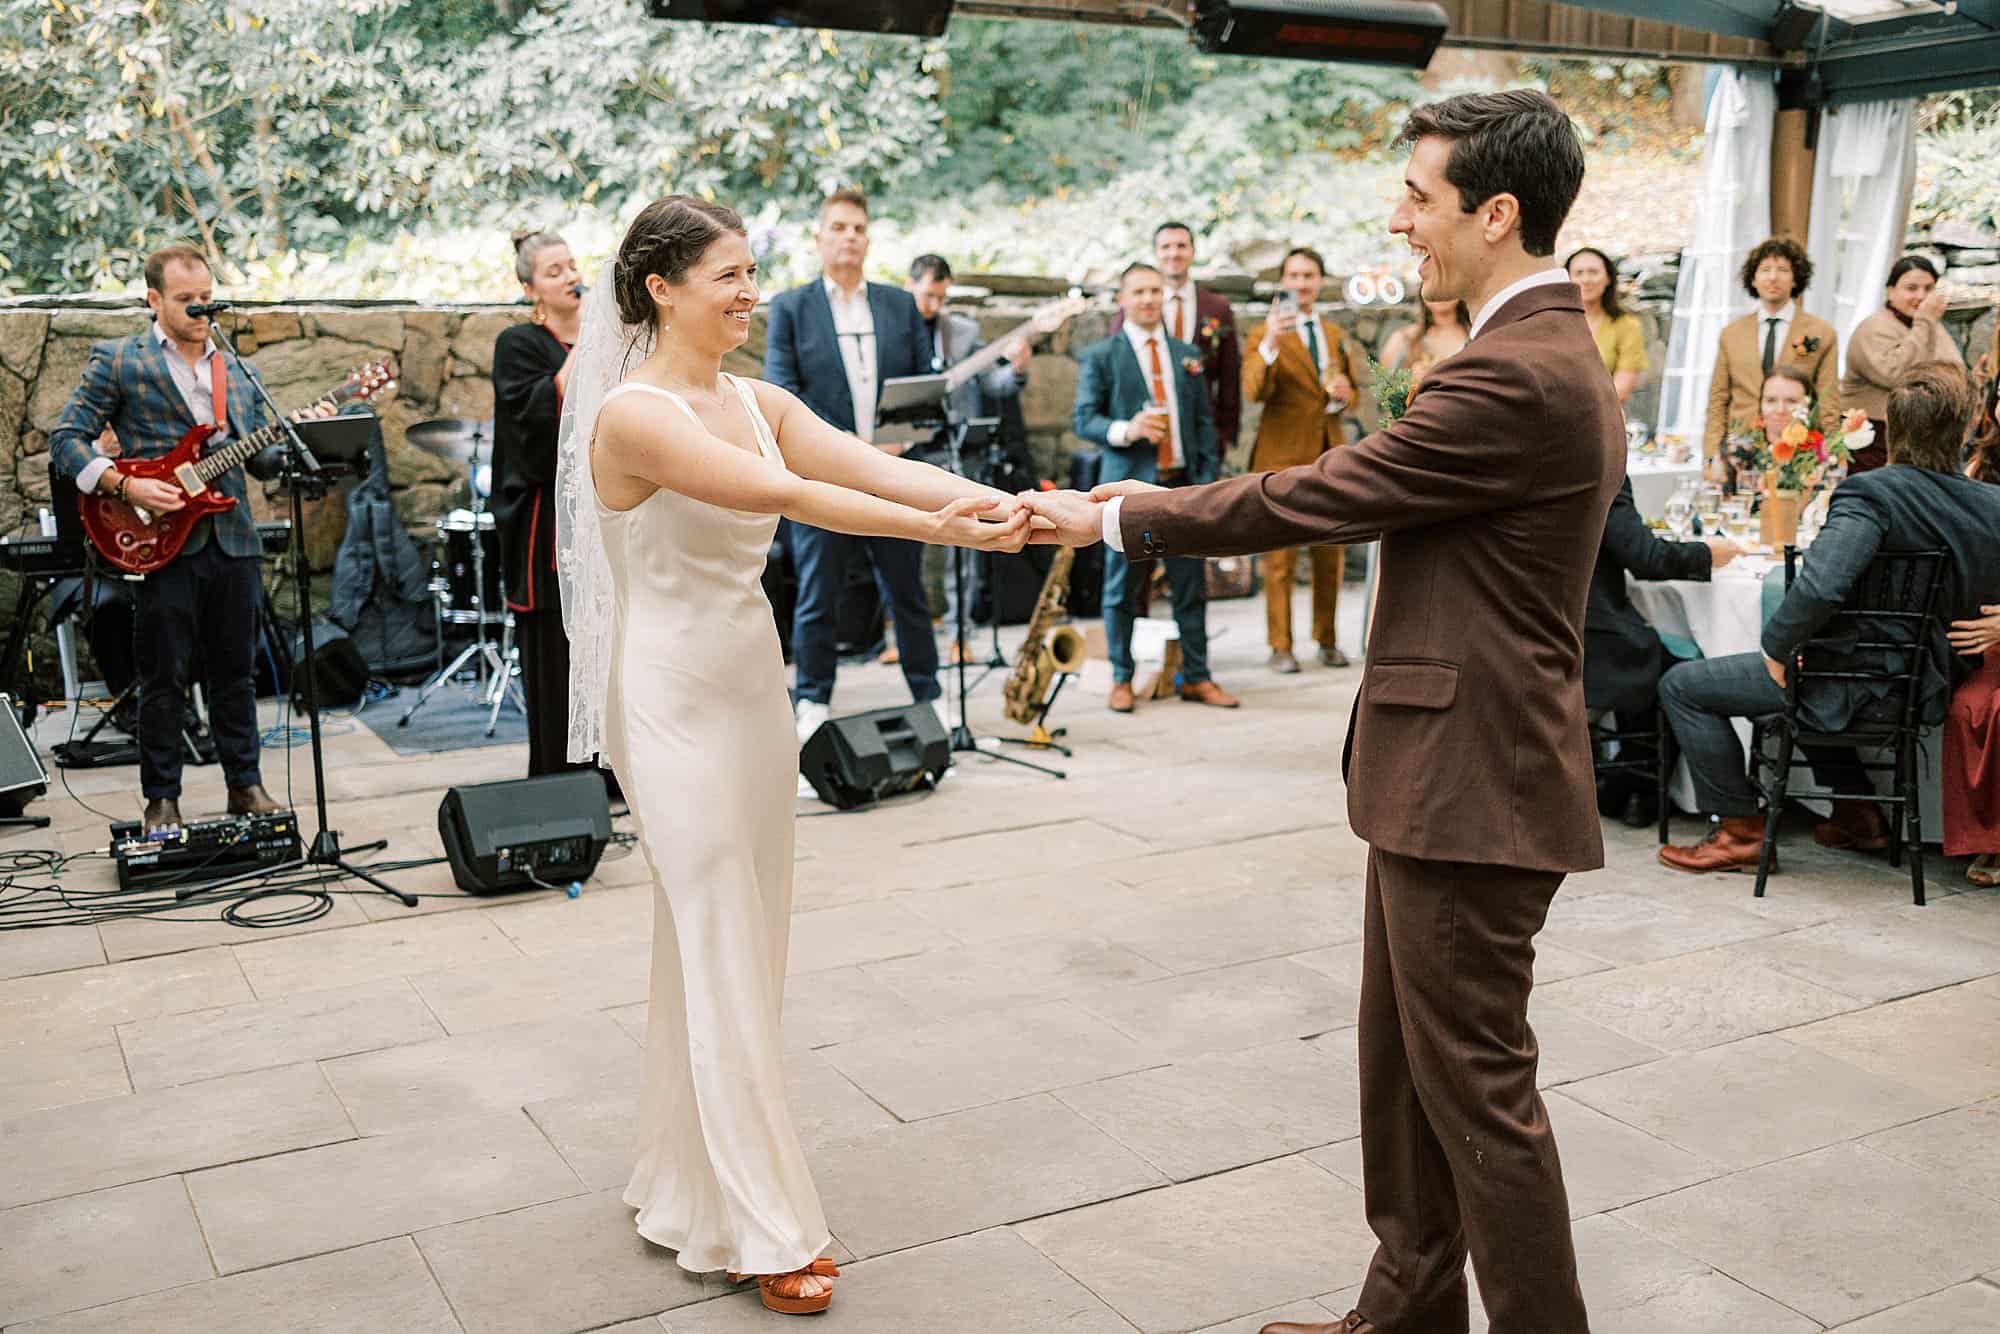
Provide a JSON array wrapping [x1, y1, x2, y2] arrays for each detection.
[[1101, 549, 1210, 686], [1659, 652, 1871, 818], [789, 524, 940, 705]]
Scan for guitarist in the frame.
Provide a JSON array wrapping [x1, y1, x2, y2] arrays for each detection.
[[49, 243, 325, 835], [905, 253, 1034, 665]]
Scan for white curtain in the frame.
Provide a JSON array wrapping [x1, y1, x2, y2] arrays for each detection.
[[1656, 69, 1776, 442], [1803, 99, 1919, 375]]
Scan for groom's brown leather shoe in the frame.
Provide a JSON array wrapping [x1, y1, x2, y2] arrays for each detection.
[[1260, 1312, 1375, 1334]]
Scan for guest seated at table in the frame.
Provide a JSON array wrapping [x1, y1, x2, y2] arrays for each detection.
[[1567, 245, 1647, 406], [1946, 417, 2000, 886], [1704, 237, 1840, 480], [1588, 478, 1741, 827], [1659, 361, 2000, 874], [1840, 256, 1966, 476]]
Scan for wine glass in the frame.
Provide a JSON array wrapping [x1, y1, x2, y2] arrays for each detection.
[[1664, 491, 1693, 540], [1625, 420, 1649, 455]]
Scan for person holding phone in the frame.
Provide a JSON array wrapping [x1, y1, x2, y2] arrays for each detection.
[[1245, 246, 1363, 671]]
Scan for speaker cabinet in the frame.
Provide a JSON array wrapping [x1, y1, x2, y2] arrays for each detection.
[[799, 704, 950, 810], [0, 694, 48, 817], [438, 770, 613, 895]]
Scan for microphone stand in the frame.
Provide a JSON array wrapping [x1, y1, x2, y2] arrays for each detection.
[[189, 321, 415, 906]]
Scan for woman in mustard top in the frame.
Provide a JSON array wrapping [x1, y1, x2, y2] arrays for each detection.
[[1567, 245, 1647, 405]]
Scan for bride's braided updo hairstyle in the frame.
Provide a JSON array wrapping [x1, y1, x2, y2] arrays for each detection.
[[612, 196, 748, 330]]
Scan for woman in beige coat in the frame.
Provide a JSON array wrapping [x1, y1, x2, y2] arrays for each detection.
[[1840, 255, 1965, 473]]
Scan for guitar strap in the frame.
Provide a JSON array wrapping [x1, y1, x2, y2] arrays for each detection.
[[209, 352, 228, 435]]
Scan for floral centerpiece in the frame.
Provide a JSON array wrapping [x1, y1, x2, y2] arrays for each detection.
[[1725, 405, 1873, 546]]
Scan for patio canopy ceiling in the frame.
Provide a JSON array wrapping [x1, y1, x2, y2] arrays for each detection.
[[957, 2, 2000, 103]]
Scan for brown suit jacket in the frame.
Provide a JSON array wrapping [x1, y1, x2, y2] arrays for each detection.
[[1703, 308, 1841, 462], [1243, 317, 1354, 470], [1118, 282, 1621, 873]]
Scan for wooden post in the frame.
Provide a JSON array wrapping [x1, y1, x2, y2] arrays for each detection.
[[1771, 107, 1817, 241]]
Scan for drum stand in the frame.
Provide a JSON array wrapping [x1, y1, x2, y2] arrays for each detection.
[[398, 433, 523, 734]]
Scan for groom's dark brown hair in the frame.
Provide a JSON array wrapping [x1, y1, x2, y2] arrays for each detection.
[[1397, 89, 1585, 258]]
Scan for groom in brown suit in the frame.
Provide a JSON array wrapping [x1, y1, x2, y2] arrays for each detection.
[[1025, 91, 1616, 1334]]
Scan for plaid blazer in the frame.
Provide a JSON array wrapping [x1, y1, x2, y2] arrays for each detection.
[[47, 329, 272, 559]]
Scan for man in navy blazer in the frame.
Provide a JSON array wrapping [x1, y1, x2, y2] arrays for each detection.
[[764, 189, 939, 733], [1073, 262, 1237, 714]]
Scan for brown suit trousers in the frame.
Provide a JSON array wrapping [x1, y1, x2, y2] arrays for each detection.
[[1356, 849, 1586, 1333]]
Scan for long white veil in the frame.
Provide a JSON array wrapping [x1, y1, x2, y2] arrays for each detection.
[[554, 284, 654, 765]]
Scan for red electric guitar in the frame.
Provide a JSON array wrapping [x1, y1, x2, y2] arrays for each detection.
[[79, 361, 395, 574]]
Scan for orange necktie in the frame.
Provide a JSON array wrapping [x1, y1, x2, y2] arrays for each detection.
[[1147, 335, 1176, 473], [1170, 294, 1185, 343]]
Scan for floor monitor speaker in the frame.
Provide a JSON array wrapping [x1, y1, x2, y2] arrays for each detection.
[[799, 704, 949, 810], [439, 769, 613, 894]]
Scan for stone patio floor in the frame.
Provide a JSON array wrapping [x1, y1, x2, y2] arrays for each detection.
[[4, 591, 2000, 1333]]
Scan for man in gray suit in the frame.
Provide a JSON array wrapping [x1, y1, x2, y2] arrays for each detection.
[[905, 254, 1031, 664]]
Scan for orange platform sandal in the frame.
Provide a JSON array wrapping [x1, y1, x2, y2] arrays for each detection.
[[726, 1258, 840, 1315]]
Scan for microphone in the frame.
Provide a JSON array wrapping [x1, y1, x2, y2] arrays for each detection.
[[185, 301, 232, 317], [570, 283, 586, 299]]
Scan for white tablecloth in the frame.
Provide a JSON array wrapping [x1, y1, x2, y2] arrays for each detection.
[[1627, 562, 1943, 830], [1625, 455, 1704, 521]]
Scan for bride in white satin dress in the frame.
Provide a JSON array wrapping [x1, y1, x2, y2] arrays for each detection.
[[552, 197, 1030, 1316]]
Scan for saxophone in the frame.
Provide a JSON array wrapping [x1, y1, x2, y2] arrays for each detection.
[[1004, 546, 1088, 724]]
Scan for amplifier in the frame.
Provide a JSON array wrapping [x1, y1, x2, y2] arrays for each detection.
[[108, 810, 302, 892], [438, 770, 612, 895]]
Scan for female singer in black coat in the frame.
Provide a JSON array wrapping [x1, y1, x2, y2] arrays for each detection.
[[492, 229, 585, 777]]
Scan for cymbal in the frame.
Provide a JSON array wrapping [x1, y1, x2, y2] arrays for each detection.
[[405, 418, 494, 466]]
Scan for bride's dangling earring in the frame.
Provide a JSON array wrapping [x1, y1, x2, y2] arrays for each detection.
[[533, 301, 548, 326]]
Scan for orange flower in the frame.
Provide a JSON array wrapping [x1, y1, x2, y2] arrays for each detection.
[[1772, 437, 1798, 464], [1842, 408, 1869, 434], [1780, 420, 1810, 448]]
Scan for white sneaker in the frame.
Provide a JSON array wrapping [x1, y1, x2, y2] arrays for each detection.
[[795, 699, 831, 744]]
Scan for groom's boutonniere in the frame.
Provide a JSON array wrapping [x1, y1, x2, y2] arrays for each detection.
[[1180, 355, 1204, 377], [1793, 334, 1822, 356], [1198, 315, 1222, 344], [1371, 359, 1415, 424]]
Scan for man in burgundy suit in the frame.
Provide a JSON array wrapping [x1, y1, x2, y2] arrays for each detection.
[[1025, 91, 1614, 1334]]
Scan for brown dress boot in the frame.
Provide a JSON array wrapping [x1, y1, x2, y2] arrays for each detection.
[[1814, 799, 1890, 851], [1658, 815, 1772, 874], [142, 797, 182, 837], [227, 783, 285, 816], [1107, 681, 1136, 714], [1179, 680, 1240, 708]]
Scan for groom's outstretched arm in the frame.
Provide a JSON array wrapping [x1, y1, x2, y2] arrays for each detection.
[[1115, 340, 1543, 559]]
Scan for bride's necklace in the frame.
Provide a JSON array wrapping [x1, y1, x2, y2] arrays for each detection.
[[658, 379, 731, 412]]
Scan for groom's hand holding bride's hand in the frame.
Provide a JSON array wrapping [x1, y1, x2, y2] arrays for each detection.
[[1017, 479, 1168, 547]]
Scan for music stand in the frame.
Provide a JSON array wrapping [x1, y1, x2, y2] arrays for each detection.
[[291, 416, 376, 470]]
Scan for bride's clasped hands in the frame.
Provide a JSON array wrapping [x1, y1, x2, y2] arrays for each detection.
[[931, 493, 1040, 553]]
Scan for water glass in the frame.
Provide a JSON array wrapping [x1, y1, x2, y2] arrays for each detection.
[[1664, 493, 1693, 540]]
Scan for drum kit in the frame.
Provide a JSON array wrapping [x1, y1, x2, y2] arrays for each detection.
[[397, 418, 524, 735]]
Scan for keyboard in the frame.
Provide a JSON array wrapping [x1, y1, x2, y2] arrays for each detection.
[[0, 535, 85, 578]]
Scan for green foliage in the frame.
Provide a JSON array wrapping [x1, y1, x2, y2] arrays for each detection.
[[1911, 101, 2000, 236], [931, 18, 1420, 200], [1370, 359, 1413, 424], [0, 0, 945, 294]]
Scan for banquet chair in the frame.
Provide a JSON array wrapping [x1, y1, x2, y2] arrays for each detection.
[[1749, 545, 1950, 905], [1589, 706, 1676, 846]]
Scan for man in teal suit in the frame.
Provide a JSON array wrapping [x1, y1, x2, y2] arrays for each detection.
[[1072, 262, 1238, 713], [48, 244, 289, 834]]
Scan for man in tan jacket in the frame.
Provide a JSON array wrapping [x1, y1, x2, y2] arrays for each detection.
[[1704, 236, 1840, 471], [1243, 245, 1366, 671]]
